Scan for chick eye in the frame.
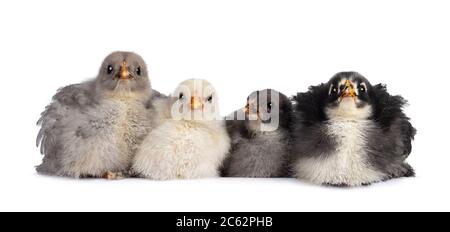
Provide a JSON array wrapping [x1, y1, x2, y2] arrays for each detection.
[[331, 87, 338, 94], [179, 93, 184, 100], [136, 67, 142, 76], [359, 85, 366, 93], [207, 95, 213, 103], [107, 65, 114, 74], [267, 102, 273, 110]]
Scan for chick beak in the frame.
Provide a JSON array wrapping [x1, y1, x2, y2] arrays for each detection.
[[119, 61, 130, 79], [244, 103, 262, 120], [191, 97, 203, 111], [340, 80, 357, 100], [244, 104, 250, 114]]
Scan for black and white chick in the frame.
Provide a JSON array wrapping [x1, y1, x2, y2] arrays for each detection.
[[36, 51, 163, 179], [222, 89, 293, 178], [291, 72, 416, 187]]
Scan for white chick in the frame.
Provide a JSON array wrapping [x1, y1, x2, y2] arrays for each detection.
[[132, 79, 230, 180]]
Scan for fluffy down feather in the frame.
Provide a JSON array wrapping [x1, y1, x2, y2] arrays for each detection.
[[222, 89, 293, 178], [131, 79, 230, 180], [36, 52, 162, 178], [132, 120, 230, 180], [291, 72, 416, 186]]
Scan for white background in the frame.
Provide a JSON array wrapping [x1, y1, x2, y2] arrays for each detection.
[[0, 0, 449, 212]]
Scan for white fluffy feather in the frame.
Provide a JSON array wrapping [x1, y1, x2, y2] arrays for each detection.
[[295, 100, 385, 186], [132, 120, 229, 180], [295, 119, 386, 186], [132, 79, 230, 180]]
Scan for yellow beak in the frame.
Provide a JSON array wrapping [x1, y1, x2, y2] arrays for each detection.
[[244, 104, 250, 113], [191, 97, 203, 110], [119, 61, 130, 79], [244, 102, 262, 120], [342, 80, 357, 98]]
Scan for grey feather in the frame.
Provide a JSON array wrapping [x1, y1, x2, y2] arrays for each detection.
[[36, 51, 161, 178], [222, 89, 293, 178]]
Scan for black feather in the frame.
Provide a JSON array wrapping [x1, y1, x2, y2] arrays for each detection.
[[371, 84, 408, 128], [370, 84, 416, 157], [291, 72, 417, 186], [292, 83, 329, 126]]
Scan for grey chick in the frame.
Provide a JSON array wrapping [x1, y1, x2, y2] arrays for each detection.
[[222, 89, 293, 178], [291, 72, 416, 187], [36, 51, 162, 179]]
